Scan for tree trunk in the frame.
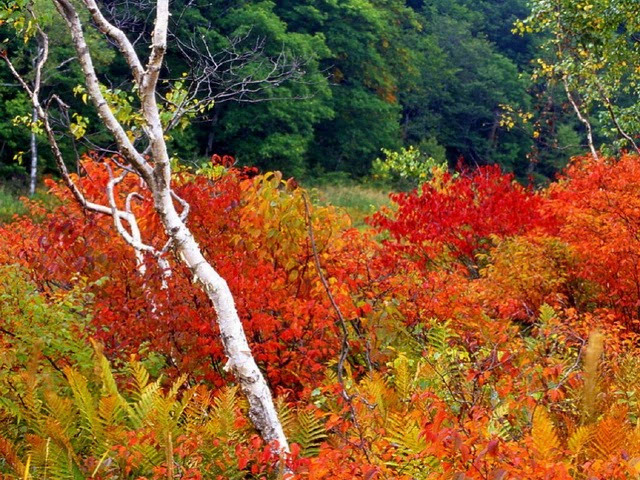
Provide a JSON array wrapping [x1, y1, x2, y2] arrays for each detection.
[[29, 106, 38, 196], [151, 187, 289, 448]]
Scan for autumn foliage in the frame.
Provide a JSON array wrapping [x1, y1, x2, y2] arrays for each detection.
[[2, 154, 640, 478]]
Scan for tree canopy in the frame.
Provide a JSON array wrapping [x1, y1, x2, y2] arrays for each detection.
[[0, 0, 592, 183]]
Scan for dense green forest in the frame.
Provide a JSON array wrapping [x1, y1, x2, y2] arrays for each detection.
[[1, 0, 584, 183]]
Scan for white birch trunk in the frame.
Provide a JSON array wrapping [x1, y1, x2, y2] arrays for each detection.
[[563, 77, 599, 162], [152, 188, 288, 446], [29, 106, 38, 196], [42, 0, 290, 451]]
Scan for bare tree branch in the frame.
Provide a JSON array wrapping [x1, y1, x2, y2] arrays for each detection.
[[52, 0, 153, 180], [172, 31, 311, 103], [81, 0, 145, 81]]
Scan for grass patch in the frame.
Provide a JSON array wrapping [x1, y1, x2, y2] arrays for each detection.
[[0, 184, 58, 223], [0, 185, 29, 223], [309, 182, 391, 228]]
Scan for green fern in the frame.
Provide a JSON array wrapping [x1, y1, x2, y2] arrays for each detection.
[[275, 396, 296, 438], [0, 348, 268, 479], [290, 408, 327, 457], [426, 320, 457, 355], [64, 366, 103, 444], [385, 412, 426, 454], [538, 304, 557, 325]]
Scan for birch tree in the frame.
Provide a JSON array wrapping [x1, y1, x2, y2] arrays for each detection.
[[1, 0, 290, 450], [518, 0, 640, 158]]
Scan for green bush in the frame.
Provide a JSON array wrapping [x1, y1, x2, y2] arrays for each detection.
[[371, 145, 448, 190]]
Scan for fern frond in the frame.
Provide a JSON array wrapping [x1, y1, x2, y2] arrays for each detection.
[[0, 397, 22, 425], [531, 407, 560, 460], [628, 420, 640, 457], [582, 330, 604, 423], [35, 420, 85, 479], [129, 360, 151, 400], [98, 394, 123, 428], [488, 403, 517, 441], [392, 352, 413, 403], [132, 442, 165, 472], [210, 385, 239, 437], [385, 412, 426, 454], [615, 354, 640, 391], [538, 304, 557, 325], [590, 408, 628, 459], [275, 396, 296, 437], [426, 321, 457, 355], [0, 435, 25, 476], [20, 373, 44, 432], [97, 353, 119, 397], [183, 385, 212, 425], [43, 392, 76, 438], [567, 425, 593, 456], [291, 408, 327, 457], [358, 372, 390, 416], [168, 374, 188, 398], [128, 378, 162, 429], [63, 367, 103, 446]]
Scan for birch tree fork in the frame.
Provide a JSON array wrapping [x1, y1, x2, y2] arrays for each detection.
[[2, 0, 289, 450]]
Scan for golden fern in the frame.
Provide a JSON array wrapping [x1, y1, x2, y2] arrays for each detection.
[[42, 392, 76, 438], [589, 408, 629, 459], [0, 435, 25, 477], [183, 384, 213, 425], [567, 425, 593, 456], [358, 372, 390, 417], [615, 354, 640, 391], [531, 407, 560, 460], [207, 385, 240, 438], [384, 411, 437, 480], [97, 394, 124, 429], [0, 347, 264, 479], [392, 352, 413, 403], [385, 411, 426, 454], [627, 421, 640, 458], [582, 330, 604, 423]]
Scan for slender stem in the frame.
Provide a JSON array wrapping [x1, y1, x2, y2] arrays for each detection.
[[562, 77, 599, 162]]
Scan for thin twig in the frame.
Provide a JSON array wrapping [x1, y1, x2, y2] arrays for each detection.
[[302, 193, 372, 463]]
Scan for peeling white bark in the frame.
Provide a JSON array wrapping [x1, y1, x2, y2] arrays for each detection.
[[154, 189, 288, 445]]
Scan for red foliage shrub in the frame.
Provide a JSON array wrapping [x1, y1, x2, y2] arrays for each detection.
[[369, 165, 555, 270], [548, 154, 640, 325]]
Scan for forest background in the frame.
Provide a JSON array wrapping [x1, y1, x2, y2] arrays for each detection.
[[0, 0, 588, 188]]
